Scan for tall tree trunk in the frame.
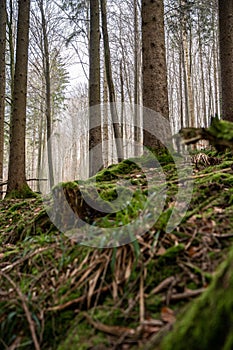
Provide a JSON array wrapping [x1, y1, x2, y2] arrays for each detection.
[[40, 0, 54, 187], [100, 0, 123, 161], [181, 0, 195, 127], [198, 13, 207, 127], [6, 0, 32, 198], [142, 0, 169, 150], [218, 0, 233, 121], [0, 0, 6, 198], [89, 0, 102, 176], [103, 68, 109, 167], [134, 0, 140, 155], [178, 36, 184, 128], [7, 0, 15, 105]]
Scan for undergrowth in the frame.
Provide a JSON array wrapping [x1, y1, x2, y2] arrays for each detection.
[[0, 151, 233, 349]]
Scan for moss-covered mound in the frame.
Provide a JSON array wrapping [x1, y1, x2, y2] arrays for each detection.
[[0, 151, 233, 349]]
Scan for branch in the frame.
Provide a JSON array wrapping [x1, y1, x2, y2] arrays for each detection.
[[0, 179, 48, 186]]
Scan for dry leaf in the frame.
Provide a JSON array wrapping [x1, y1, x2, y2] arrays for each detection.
[[161, 307, 176, 324]]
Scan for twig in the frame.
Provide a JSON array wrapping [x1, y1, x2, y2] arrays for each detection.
[[213, 233, 233, 238], [161, 288, 205, 302], [139, 268, 145, 323], [2, 246, 57, 272], [48, 284, 111, 312], [168, 167, 232, 185], [0, 272, 40, 350], [0, 178, 48, 186], [148, 276, 176, 296], [83, 311, 136, 337]]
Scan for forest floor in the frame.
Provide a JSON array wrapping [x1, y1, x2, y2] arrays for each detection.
[[0, 149, 233, 350]]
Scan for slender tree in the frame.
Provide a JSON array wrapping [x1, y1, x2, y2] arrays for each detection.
[[89, 0, 102, 176], [39, 0, 54, 187], [142, 0, 169, 149], [100, 0, 123, 161], [218, 0, 233, 121], [0, 0, 6, 198], [134, 0, 140, 155], [6, 0, 32, 197]]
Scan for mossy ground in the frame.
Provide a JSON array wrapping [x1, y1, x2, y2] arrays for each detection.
[[0, 151, 233, 349]]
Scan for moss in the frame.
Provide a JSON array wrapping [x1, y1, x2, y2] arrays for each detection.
[[9, 201, 28, 211], [158, 244, 185, 263], [5, 184, 37, 199], [161, 248, 233, 350], [94, 159, 141, 183], [57, 312, 109, 350]]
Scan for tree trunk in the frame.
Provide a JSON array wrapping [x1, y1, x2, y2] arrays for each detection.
[[103, 68, 109, 167], [134, 0, 140, 156], [89, 0, 102, 176], [7, 0, 15, 106], [0, 0, 6, 198], [6, 0, 32, 198], [40, 0, 54, 188], [218, 0, 233, 121], [100, 0, 123, 161], [142, 0, 169, 150], [198, 13, 207, 127]]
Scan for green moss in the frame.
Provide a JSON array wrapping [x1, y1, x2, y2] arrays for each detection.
[[161, 248, 233, 350], [158, 244, 185, 263], [5, 184, 37, 199], [94, 159, 141, 183], [57, 312, 109, 350]]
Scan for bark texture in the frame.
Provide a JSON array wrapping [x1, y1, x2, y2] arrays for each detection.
[[100, 0, 123, 161], [6, 0, 31, 197], [0, 0, 6, 197], [219, 0, 233, 121], [142, 0, 169, 149], [40, 0, 54, 187], [89, 0, 102, 176]]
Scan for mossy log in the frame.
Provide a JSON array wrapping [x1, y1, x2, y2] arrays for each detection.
[[180, 117, 233, 151]]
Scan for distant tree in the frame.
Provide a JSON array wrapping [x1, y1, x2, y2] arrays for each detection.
[[39, 0, 54, 187], [89, 0, 102, 176], [142, 0, 169, 149], [28, 1, 69, 189], [100, 0, 123, 161], [0, 0, 6, 198], [6, 0, 32, 197], [218, 0, 233, 122]]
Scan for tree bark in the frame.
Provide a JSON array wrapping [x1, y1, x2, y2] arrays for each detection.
[[6, 0, 32, 197], [142, 0, 169, 150], [218, 0, 233, 121], [0, 0, 6, 198], [100, 0, 123, 161], [39, 0, 54, 187], [134, 0, 140, 156], [89, 0, 102, 176]]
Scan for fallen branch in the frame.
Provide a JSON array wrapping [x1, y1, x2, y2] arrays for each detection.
[[179, 116, 233, 151], [147, 276, 176, 296], [168, 166, 233, 186], [83, 311, 136, 337], [0, 178, 48, 186], [161, 288, 205, 302]]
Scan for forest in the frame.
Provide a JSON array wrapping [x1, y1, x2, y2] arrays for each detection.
[[0, 0, 233, 349]]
